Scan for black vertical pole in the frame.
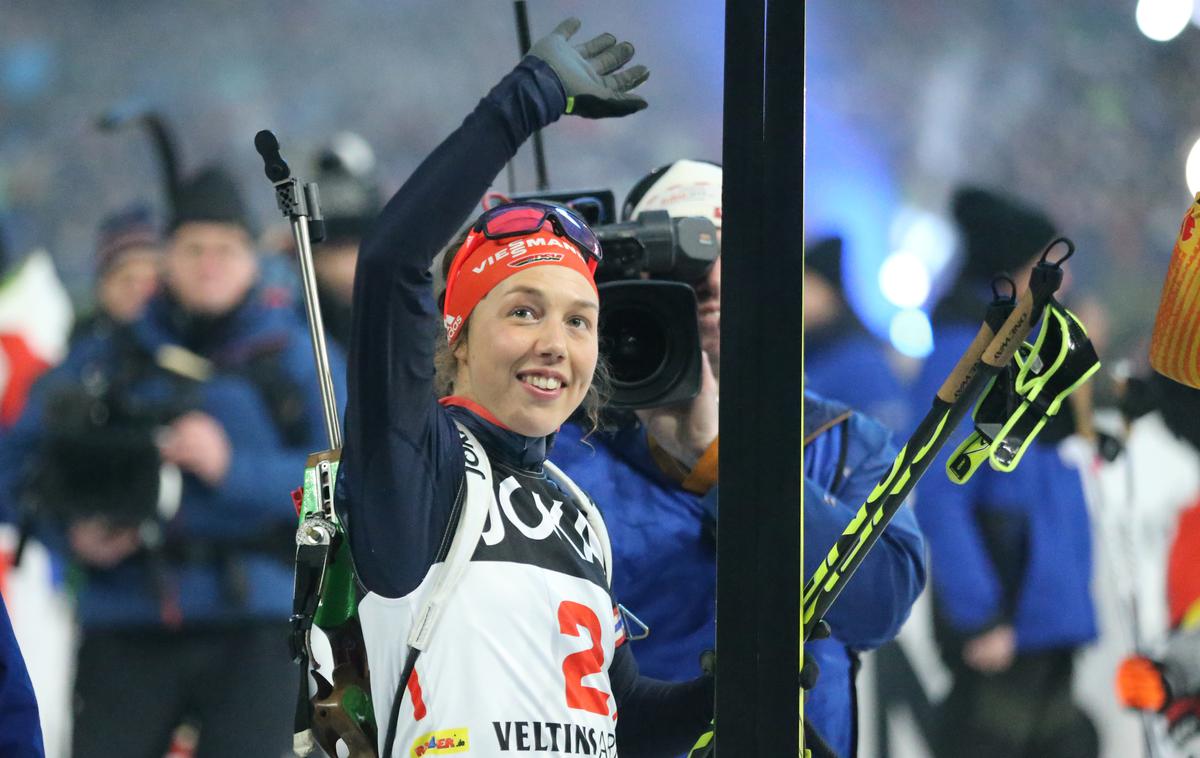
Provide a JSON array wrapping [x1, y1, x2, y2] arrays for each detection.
[[513, 0, 550, 190], [717, 0, 805, 754]]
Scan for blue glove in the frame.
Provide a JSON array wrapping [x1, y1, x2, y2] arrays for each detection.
[[528, 17, 650, 118]]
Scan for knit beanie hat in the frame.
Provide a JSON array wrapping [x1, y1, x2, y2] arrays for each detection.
[[951, 185, 1056, 282], [169, 166, 253, 235], [95, 204, 160, 275]]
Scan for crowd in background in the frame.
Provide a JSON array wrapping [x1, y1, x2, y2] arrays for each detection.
[[1, 2, 1199, 758]]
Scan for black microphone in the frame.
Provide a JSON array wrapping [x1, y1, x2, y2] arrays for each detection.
[[254, 130, 291, 183]]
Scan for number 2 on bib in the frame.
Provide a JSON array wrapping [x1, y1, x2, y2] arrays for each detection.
[[558, 600, 610, 716]]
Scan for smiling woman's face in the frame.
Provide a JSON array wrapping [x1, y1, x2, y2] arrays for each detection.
[[452, 265, 599, 437]]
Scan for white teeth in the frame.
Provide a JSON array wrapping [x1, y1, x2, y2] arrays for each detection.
[[522, 375, 562, 390]]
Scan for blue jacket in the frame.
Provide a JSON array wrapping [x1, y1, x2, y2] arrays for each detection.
[[0, 290, 344, 629], [552, 392, 927, 757], [805, 329, 911, 436], [0, 594, 42, 756], [908, 320, 1096, 651]]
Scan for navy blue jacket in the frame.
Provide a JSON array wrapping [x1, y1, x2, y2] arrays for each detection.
[[553, 392, 927, 757], [908, 320, 1096, 651], [0, 594, 42, 756], [335, 57, 712, 757], [0, 290, 343, 628]]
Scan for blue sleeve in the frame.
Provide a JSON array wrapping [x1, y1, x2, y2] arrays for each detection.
[[0, 596, 44, 757], [804, 417, 927, 650], [182, 333, 350, 537], [609, 643, 713, 757], [338, 58, 567, 598], [907, 330, 1006, 634]]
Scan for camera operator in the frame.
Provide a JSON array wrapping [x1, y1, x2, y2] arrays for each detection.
[[551, 160, 927, 757], [0, 166, 346, 758]]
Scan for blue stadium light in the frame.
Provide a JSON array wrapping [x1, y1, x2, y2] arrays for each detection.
[[888, 308, 934, 358]]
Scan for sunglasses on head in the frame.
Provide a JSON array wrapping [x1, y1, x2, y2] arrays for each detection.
[[470, 201, 603, 269]]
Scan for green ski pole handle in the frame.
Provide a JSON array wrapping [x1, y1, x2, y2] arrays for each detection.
[[802, 239, 1074, 640]]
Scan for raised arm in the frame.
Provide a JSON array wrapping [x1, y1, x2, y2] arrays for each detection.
[[338, 21, 649, 597]]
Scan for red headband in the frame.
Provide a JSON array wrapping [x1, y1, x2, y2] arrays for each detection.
[[442, 223, 598, 343]]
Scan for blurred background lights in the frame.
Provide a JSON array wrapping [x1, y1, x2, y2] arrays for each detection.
[[888, 308, 934, 358], [1137, 0, 1193, 42], [878, 251, 931, 308], [1186, 133, 1200, 195], [878, 206, 954, 311]]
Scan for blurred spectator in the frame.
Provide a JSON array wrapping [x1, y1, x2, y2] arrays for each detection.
[[803, 235, 911, 433], [309, 132, 382, 350], [912, 186, 1099, 758], [72, 204, 161, 338], [0, 166, 344, 758], [553, 161, 927, 757], [1057, 368, 1200, 758], [1115, 376, 1200, 750]]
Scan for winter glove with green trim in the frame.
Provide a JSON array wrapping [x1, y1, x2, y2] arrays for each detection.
[[528, 17, 650, 118]]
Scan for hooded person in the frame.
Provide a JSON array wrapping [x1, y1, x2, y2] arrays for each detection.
[[802, 235, 910, 433], [908, 185, 1099, 758], [0, 163, 346, 757], [552, 159, 927, 757]]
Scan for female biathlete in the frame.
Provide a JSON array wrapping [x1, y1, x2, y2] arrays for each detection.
[[336, 19, 713, 758]]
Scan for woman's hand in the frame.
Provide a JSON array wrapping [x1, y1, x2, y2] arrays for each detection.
[[528, 18, 650, 118]]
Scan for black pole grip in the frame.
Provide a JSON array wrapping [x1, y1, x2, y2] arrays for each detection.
[[254, 130, 291, 183]]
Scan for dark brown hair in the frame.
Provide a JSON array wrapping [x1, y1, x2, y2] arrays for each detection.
[[434, 230, 611, 433]]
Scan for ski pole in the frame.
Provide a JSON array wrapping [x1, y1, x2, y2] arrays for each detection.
[[802, 238, 1075, 640]]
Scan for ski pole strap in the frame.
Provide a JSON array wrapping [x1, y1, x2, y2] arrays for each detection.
[[947, 298, 1101, 482], [989, 299, 1099, 469]]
